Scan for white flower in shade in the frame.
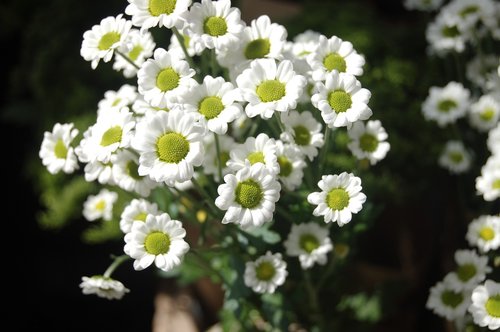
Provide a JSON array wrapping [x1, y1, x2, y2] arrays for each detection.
[[178, 75, 242, 135], [137, 48, 196, 108], [347, 120, 390, 166], [444, 249, 492, 291], [80, 15, 132, 69], [120, 198, 159, 233], [311, 71, 372, 128], [307, 35, 365, 81], [203, 134, 235, 182], [466, 55, 499, 91], [132, 109, 206, 185], [422, 81, 470, 127], [283, 30, 321, 76], [426, 279, 472, 320], [227, 133, 279, 175], [403, 0, 444, 11], [230, 112, 250, 139], [307, 172, 367, 226], [488, 123, 500, 155], [132, 95, 170, 118], [426, 13, 470, 55], [112, 149, 157, 197], [80, 276, 130, 300], [83, 160, 115, 185], [215, 163, 281, 229], [76, 108, 135, 163], [469, 95, 500, 132], [244, 251, 287, 294], [113, 29, 155, 78], [39, 123, 79, 174], [280, 110, 324, 161], [283, 222, 333, 269], [275, 140, 306, 191], [83, 189, 118, 221], [236, 59, 306, 119], [124, 213, 189, 271], [469, 280, 500, 330], [97, 84, 138, 118], [444, 0, 497, 31], [466, 215, 500, 253], [186, 0, 244, 51], [476, 156, 500, 201], [125, 0, 192, 31], [438, 140, 472, 174], [168, 29, 205, 59]]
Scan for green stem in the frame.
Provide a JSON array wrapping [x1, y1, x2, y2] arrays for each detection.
[[317, 252, 336, 290], [103, 255, 131, 278], [274, 112, 286, 133], [116, 50, 140, 70], [214, 133, 224, 182], [303, 269, 325, 330], [276, 205, 295, 223], [210, 48, 218, 77], [318, 127, 331, 178], [246, 117, 260, 138], [191, 177, 220, 216], [172, 27, 196, 69]]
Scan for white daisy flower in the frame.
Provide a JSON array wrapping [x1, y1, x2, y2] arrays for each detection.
[[131, 95, 170, 118], [39, 123, 79, 174], [227, 133, 279, 175], [487, 123, 500, 155], [426, 12, 470, 55], [403, 0, 444, 11], [112, 149, 157, 197], [422, 81, 470, 127], [124, 213, 189, 272], [280, 110, 324, 161], [308, 35, 365, 81], [97, 84, 138, 118], [80, 15, 132, 69], [120, 198, 159, 233], [186, 0, 244, 51], [444, 249, 492, 291], [466, 55, 499, 91], [230, 112, 250, 139], [125, 0, 192, 31], [83, 189, 118, 222], [469, 280, 500, 330], [347, 120, 390, 166], [444, 0, 497, 31], [244, 251, 287, 294], [307, 172, 367, 226], [83, 160, 115, 185], [76, 107, 135, 163], [178, 75, 242, 135], [236, 58, 306, 119], [203, 134, 235, 182], [469, 95, 500, 132], [283, 30, 321, 76], [168, 28, 205, 59], [426, 279, 472, 321], [311, 71, 372, 128], [275, 140, 306, 191], [466, 215, 500, 253], [215, 163, 281, 229], [438, 140, 472, 174], [80, 275, 130, 300], [132, 109, 206, 185], [113, 29, 155, 78], [476, 155, 500, 201], [137, 48, 196, 108], [283, 222, 333, 269]]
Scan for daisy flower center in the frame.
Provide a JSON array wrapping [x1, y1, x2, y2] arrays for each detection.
[[448, 152, 464, 164], [480, 108, 495, 121], [293, 125, 311, 146], [95, 200, 106, 211], [479, 226, 495, 241], [441, 290, 463, 308], [235, 179, 263, 209], [256, 80, 286, 103], [156, 132, 190, 163], [326, 188, 350, 211], [456, 263, 477, 282], [54, 139, 68, 159], [98, 32, 121, 51], [359, 133, 379, 152], [134, 212, 148, 222], [244, 38, 271, 60], [323, 53, 347, 73], [328, 90, 352, 113], [144, 231, 171, 255], [215, 151, 230, 168], [203, 16, 228, 37], [278, 156, 293, 177], [441, 25, 460, 38], [247, 151, 265, 165], [299, 233, 320, 253], [156, 68, 180, 92], [149, 0, 176, 16], [126, 161, 142, 180], [199, 96, 224, 119], [437, 99, 457, 113], [255, 261, 276, 281], [129, 45, 144, 61], [100, 126, 123, 146], [459, 5, 478, 18], [112, 98, 122, 107], [486, 295, 500, 318], [492, 179, 500, 189]]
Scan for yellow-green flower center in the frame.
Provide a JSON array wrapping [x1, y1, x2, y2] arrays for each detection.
[[278, 156, 293, 177], [199, 96, 224, 120], [156, 68, 180, 92], [235, 179, 263, 209], [441, 290, 463, 308], [255, 261, 275, 281], [54, 139, 68, 159], [323, 53, 347, 73], [111, 98, 122, 107], [486, 295, 500, 318], [126, 161, 142, 180], [95, 200, 106, 211], [480, 108, 495, 122], [326, 188, 349, 210], [328, 90, 352, 113], [299, 233, 320, 253], [134, 212, 148, 222], [149, 0, 176, 16], [256, 80, 286, 103], [293, 125, 311, 146], [448, 151, 464, 164], [459, 5, 478, 18], [479, 226, 495, 241], [203, 16, 228, 37], [456, 263, 477, 282], [100, 126, 123, 146], [215, 151, 230, 168], [144, 231, 171, 255], [156, 132, 190, 163], [493, 179, 500, 189], [244, 38, 271, 60], [247, 151, 265, 165], [128, 45, 144, 61], [98, 32, 121, 51], [437, 99, 457, 113], [442, 25, 460, 38], [359, 133, 379, 152]]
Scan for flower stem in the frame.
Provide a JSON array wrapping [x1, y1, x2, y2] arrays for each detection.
[[210, 49, 218, 77], [103, 255, 131, 278], [318, 127, 331, 178], [214, 133, 224, 182], [191, 177, 220, 216], [303, 269, 325, 330], [172, 27, 196, 69], [115, 50, 140, 70], [273, 112, 286, 133]]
